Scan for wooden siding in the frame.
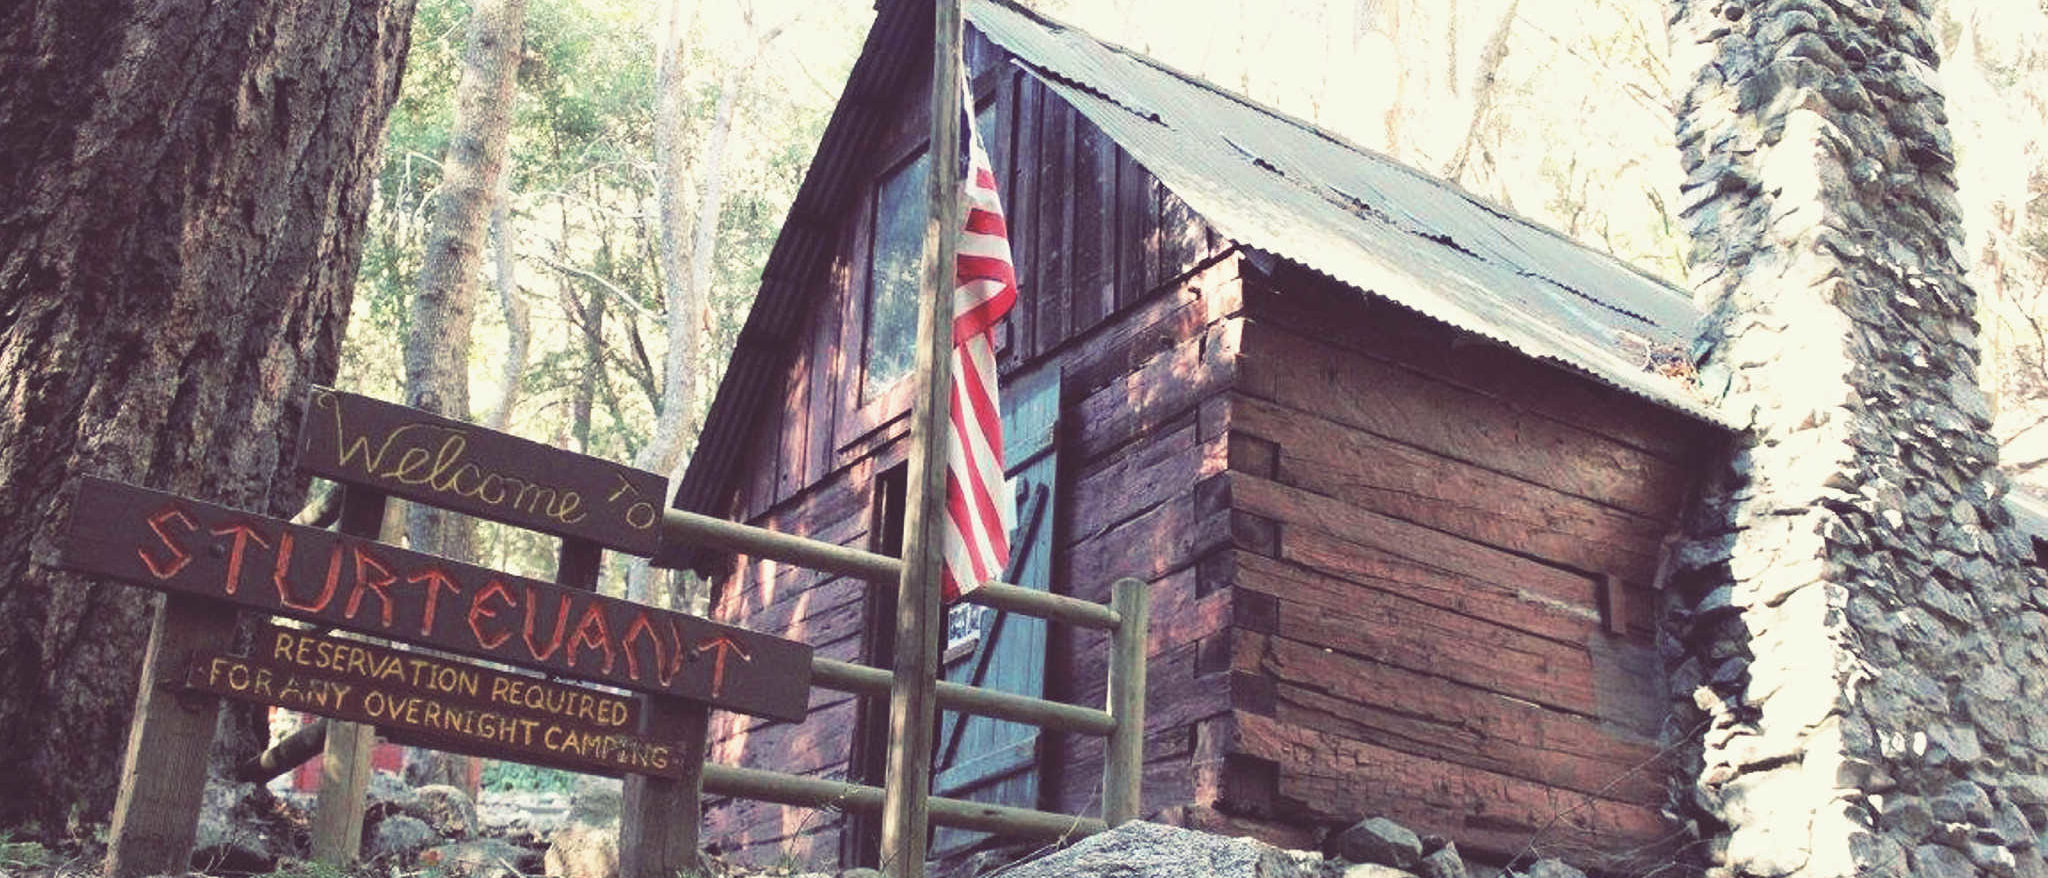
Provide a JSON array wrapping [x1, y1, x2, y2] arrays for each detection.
[[1196, 272, 1704, 870], [700, 28, 1231, 867]]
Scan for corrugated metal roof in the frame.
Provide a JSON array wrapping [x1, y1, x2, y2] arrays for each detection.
[[966, 0, 1734, 427]]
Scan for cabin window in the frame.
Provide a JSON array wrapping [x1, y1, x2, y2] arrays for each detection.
[[859, 103, 1001, 403], [862, 150, 930, 400]]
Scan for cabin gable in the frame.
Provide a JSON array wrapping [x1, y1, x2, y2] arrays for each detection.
[[688, 2, 1723, 872], [698, 23, 1235, 868]]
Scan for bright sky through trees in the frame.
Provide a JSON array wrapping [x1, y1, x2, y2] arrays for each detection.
[[340, 0, 2048, 597]]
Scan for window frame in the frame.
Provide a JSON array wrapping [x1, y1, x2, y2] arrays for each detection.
[[833, 71, 1006, 453]]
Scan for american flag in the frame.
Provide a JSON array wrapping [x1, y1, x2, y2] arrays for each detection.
[[940, 89, 1019, 602]]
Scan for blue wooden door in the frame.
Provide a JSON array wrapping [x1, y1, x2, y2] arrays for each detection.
[[932, 364, 1058, 856]]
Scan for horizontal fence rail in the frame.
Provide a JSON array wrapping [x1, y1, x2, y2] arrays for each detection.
[[664, 509, 1122, 630], [812, 657, 1117, 736], [702, 763, 1109, 839]]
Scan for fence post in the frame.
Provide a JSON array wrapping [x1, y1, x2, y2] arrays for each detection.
[[308, 720, 377, 863], [620, 696, 710, 878], [1102, 577, 1150, 827], [880, 0, 965, 875]]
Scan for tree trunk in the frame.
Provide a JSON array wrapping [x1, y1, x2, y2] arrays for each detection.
[[1442, 0, 1519, 183], [629, 6, 791, 604], [486, 164, 529, 432], [638, 0, 707, 477], [403, 0, 526, 560], [401, 0, 524, 799], [0, 0, 414, 833], [628, 0, 709, 605], [1667, 1, 2048, 874]]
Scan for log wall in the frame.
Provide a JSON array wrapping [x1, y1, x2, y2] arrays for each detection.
[[1199, 272, 1706, 870]]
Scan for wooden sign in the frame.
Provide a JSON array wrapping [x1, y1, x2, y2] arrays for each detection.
[[187, 652, 685, 779], [251, 624, 640, 730], [61, 477, 812, 721], [297, 387, 668, 557]]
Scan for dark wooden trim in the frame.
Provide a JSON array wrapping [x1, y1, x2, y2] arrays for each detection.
[[298, 388, 666, 557], [185, 652, 685, 779], [60, 477, 813, 721]]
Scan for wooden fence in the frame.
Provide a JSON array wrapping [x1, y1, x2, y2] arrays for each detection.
[[223, 502, 1150, 878], [661, 509, 1151, 876]]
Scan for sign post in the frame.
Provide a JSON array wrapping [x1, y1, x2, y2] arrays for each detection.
[[309, 486, 388, 863], [66, 389, 810, 877], [101, 593, 239, 878]]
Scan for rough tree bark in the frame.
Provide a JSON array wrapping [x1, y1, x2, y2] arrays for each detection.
[[1666, 1, 2048, 875], [568, 260, 607, 455], [403, 0, 526, 560], [637, 0, 707, 492], [0, 0, 415, 833]]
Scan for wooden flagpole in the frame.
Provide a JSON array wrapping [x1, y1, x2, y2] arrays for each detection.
[[879, 0, 965, 875]]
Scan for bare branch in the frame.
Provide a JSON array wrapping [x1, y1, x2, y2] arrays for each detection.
[[533, 253, 658, 319]]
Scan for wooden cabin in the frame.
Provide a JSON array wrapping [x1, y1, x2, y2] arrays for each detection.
[[656, 0, 1734, 871]]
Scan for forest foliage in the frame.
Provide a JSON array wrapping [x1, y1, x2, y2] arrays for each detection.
[[344, 0, 2048, 599], [339, 0, 868, 592]]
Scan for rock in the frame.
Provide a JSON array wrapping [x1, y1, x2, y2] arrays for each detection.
[[367, 770, 419, 817], [1914, 844, 1978, 878], [840, 870, 885, 878], [544, 822, 618, 878], [566, 775, 625, 825], [368, 814, 442, 861], [421, 838, 534, 878], [479, 787, 574, 841], [997, 822, 1309, 878], [2008, 776, 2048, 807], [1519, 859, 1587, 878], [1996, 799, 2036, 848], [1881, 796, 1934, 837], [1934, 780, 1994, 825], [1333, 818, 1423, 870], [1417, 843, 1469, 878], [191, 779, 295, 873], [1971, 841, 2019, 878], [412, 783, 480, 839], [544, 775, 624, 878], [1342, 865, 1417, 878]]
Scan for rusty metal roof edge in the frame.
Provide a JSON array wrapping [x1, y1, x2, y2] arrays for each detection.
[[662, 0, 928, 562], [2009, 491, 2048, 543], [1244, 247, 1741, 430], [1046, 79, 1734, 428]]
